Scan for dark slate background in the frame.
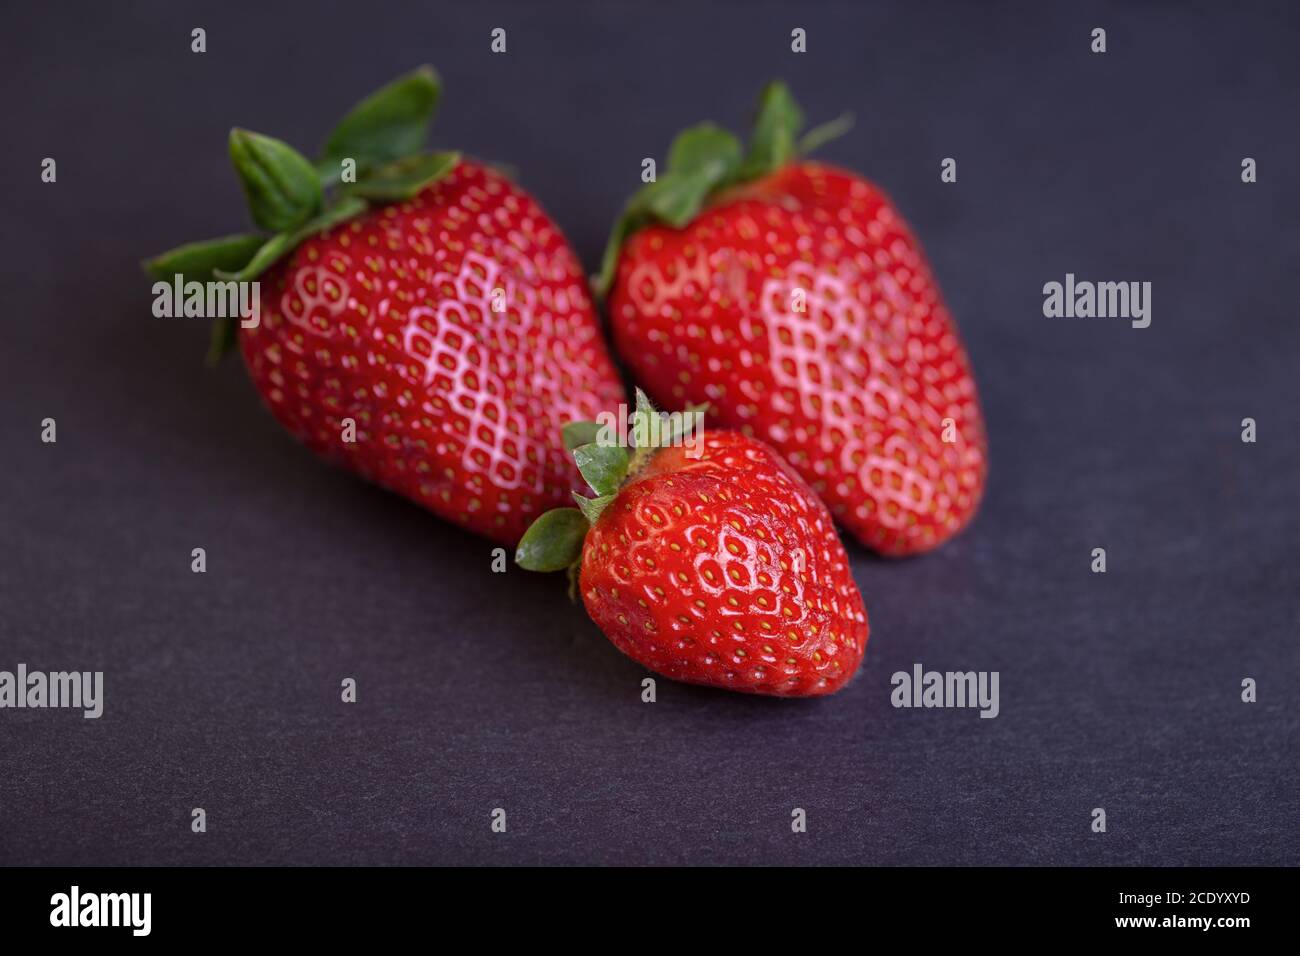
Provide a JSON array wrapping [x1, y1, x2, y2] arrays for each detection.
[[1, 1, 1296, 866]]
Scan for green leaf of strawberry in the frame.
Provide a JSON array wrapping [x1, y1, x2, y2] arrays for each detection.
[[562, 420, 604, 451], [320, 66, 442, 174], [142, 233, 266, 284], [515, 507, 589, 572], [206, 317, 239, 367], [572, 492, 616, 525], [629, 386, 658, 448], [345, 151, 460, 201], [741, 80, 804, 177], [798, 113, 856, 156], [213, 196, 369, 282], [667, 123, 744, 181], [228, 129, 323, 232], [573, 442, 629, 497]]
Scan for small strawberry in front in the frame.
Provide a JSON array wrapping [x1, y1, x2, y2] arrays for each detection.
[[516, 391, 869, 697], [598, 82, 988, 556], [146, 67, 623, 545]]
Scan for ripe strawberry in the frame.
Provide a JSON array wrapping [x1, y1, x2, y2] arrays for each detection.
[[597, 82, 987, 556], [516, 392, 869, 697], [146, 67, 623, 545]]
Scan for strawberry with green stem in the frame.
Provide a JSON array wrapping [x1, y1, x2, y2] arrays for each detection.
[[598, 81, 988, 557], [146, 67, 624, 545], [517, 390, 869, 697]]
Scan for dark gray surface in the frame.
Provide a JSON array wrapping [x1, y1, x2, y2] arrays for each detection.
[[1, 1, 1297, 866]]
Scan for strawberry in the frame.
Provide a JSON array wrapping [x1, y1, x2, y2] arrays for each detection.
[[516, 391, 869, 697], [596, 82, 988, 556], [146, 67, 623, 545]]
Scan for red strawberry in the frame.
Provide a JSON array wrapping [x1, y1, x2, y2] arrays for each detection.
[[597, 82, 987, 556], [147, 67, 623, 545], [516, 392, 869, 697]]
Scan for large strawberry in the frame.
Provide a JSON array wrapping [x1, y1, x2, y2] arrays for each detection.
[[146, 67, 623, 545], [516, 391, 869, 697], [597, 82, 987, 556]]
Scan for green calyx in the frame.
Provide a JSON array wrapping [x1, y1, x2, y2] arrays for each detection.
[[143, 66, 461, 363], [594, 80, 853, 298], [515, 389, 708, 576]]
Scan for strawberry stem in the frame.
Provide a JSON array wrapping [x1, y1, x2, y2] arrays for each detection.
[[144, 65, 461, 363], [594, 80, 852, 298]]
